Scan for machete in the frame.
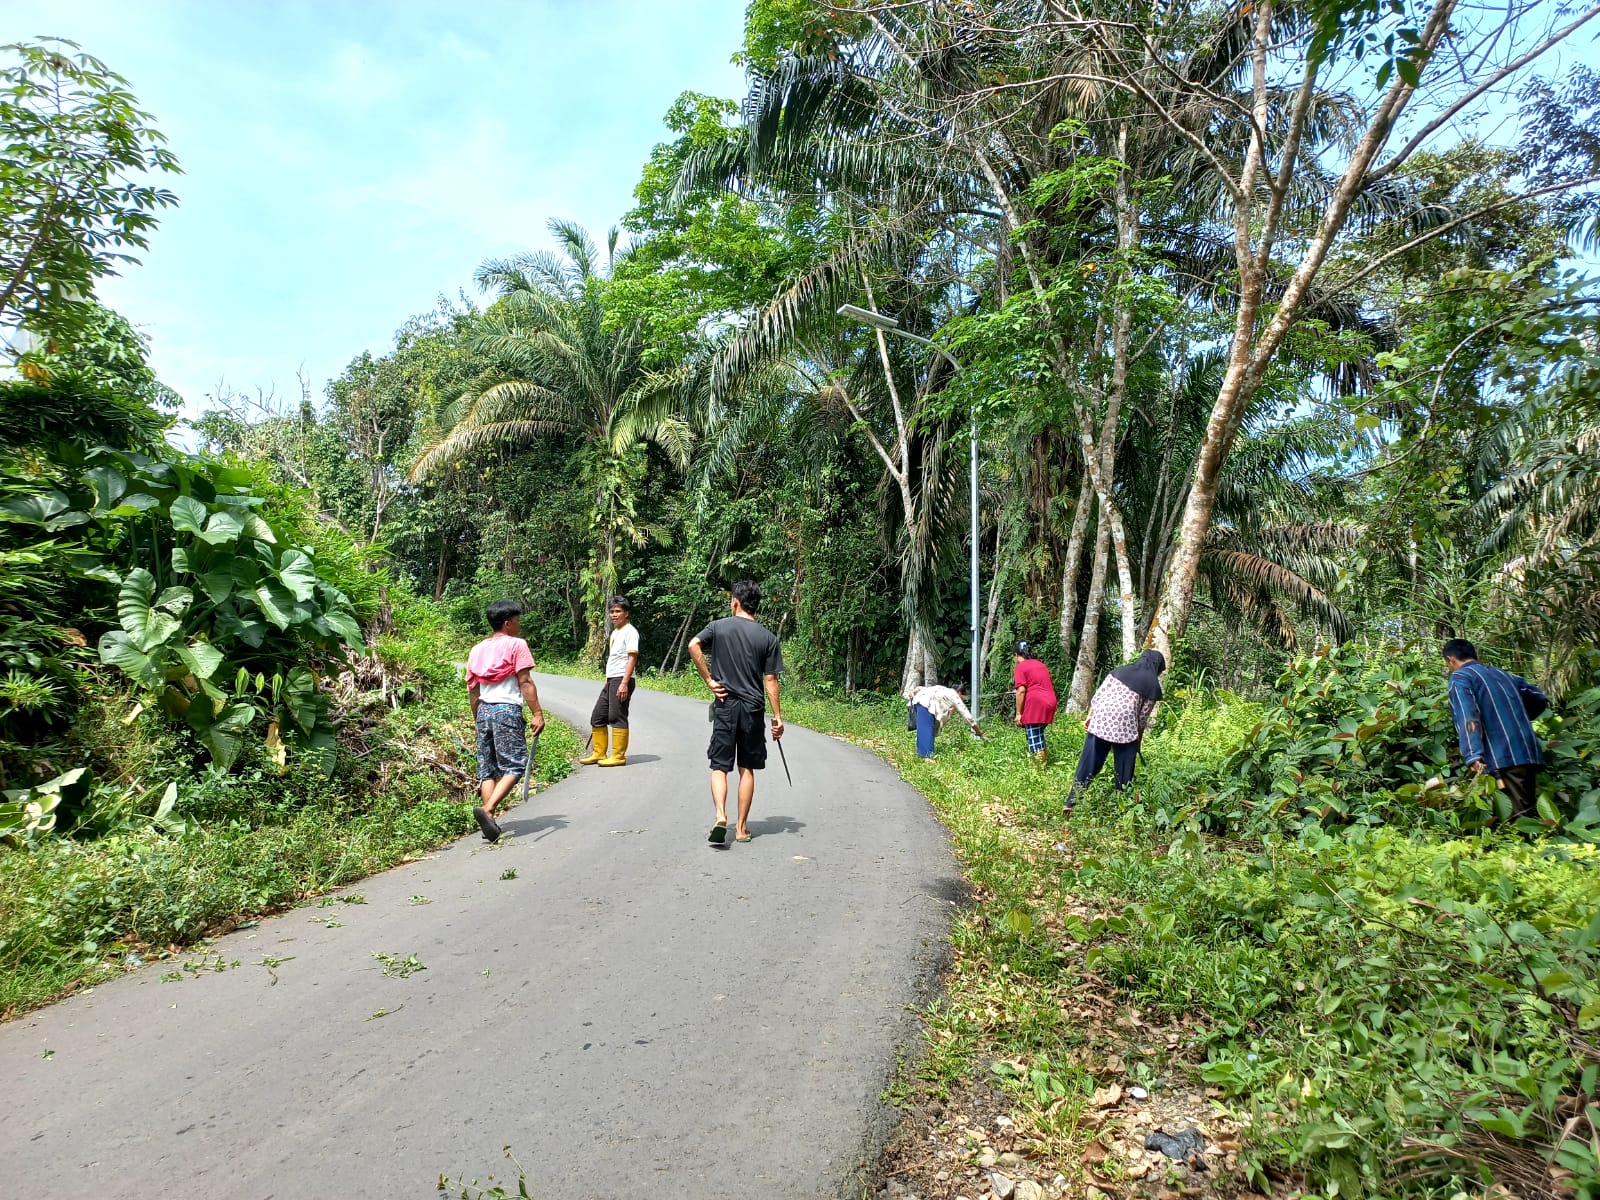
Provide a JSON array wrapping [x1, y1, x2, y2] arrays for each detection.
[[776, 734, 792, 786], [523, 731, 539, 806]]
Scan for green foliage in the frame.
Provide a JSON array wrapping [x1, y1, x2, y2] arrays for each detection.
[[1196, 644, 1600, 838], [0, 39, 179, 339], [4, 449, 363, 772]]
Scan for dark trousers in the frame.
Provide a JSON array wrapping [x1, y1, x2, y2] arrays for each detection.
[[1496, 764, 1539, 820], [589, 676, 631, 729], [914, 704, 938, 757], [1067, 732, 1138, 805]]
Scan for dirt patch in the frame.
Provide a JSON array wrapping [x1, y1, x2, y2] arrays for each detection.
[[871, 1058, 1284, 1200]]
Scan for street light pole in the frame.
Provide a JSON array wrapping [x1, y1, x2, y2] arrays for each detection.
[[837, 304, 981, 721]]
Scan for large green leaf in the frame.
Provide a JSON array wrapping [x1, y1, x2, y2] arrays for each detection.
[[276, 549, 318, 602], [176, 640, 224, 680], [283, 667, 321, 732], [98, 630, 164, 689], [187, 700, 257, 771], [324, 608, 364, 646], [197, 565, 235, 604], [215, 605, 267, 648], [86, 466, 127, 511], [170, 495, 207, 534], [253, 580, 296, 629], [155, 585, 194, 615], [106, 493, 161, 517], [117, 569, 180, 651], [198, 510, 245, 545], [242, 513, 277, 543], [0, 490, 69, 524]]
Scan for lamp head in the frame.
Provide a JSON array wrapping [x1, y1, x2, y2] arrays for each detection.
[[836, 303, 900, 330]]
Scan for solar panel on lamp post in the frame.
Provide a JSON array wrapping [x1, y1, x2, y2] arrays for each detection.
[[837, 304, 980, 721]]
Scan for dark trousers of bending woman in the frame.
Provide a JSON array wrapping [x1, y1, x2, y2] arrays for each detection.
[[1065, 732, 1138, 811]]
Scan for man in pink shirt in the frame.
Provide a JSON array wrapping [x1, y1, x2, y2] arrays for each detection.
[[466, 599, 546, 843]]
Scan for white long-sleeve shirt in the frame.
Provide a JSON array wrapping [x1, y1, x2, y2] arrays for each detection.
[[907, 685, 975, 727]]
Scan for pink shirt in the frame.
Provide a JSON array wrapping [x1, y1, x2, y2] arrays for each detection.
[[1013, 658, 1058, 725], [466, 633, 534, 689]]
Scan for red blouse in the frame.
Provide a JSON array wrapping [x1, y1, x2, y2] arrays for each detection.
[[1013, 658, 1058, 725]]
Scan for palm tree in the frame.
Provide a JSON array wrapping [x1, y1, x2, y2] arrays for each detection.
[[410, 220, 691, 656]]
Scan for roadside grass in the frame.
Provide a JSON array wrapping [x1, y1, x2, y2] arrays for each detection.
[[0, 601, 578, 1019], [595, 667, 1599, 1198]]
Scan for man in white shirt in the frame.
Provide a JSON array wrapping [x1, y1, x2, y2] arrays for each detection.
[[581, 595, 641, 767]]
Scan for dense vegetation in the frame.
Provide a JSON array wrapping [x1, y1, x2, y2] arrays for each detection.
[[3, 8, 1598, 1197]]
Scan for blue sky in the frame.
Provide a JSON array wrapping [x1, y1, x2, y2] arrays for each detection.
[[2, 0, 747, 420]]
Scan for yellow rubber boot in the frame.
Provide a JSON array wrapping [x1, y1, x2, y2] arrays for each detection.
[[598, 728, 629, 767], [579, 727, 608, 765]]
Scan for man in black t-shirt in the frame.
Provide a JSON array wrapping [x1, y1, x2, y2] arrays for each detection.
[[688, 580, 785, 845]]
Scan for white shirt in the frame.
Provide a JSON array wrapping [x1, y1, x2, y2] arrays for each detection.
[[606, 623, 640, 679], [907, 685, 975, 726], [478, 676, 523, 705]]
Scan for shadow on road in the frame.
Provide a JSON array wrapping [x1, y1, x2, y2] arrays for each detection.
[[745, 815, 806, 838], [502, 813, 569, 842]]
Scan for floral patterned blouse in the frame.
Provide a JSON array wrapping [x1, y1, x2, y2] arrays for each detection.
[[1085, 675, 1156, 744]]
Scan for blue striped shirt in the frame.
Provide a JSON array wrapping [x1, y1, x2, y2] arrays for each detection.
[[1447, 661, 1544, 770]]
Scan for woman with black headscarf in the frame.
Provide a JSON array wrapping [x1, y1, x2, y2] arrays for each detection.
[[1064, 649, 1166, 815]]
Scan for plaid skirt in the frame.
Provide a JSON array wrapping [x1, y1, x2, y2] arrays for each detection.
[[1024, 723, 1048, 753]]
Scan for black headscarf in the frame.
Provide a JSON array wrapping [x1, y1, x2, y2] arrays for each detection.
[[1109, 649, 1166, 700]]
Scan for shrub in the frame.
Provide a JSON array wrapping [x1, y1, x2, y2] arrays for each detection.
[[1194, 644, 1600, 839]]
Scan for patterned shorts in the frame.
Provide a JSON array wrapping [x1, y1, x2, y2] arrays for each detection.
[[475, 702, 527, 781], [1024, 724, 1048, 753]]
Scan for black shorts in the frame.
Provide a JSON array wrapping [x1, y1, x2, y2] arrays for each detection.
[[707, 699, 767, 772]]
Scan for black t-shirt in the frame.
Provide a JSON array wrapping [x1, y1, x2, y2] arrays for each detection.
[[695, 616, 783, 705]]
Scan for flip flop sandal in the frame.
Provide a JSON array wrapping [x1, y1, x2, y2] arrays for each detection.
[[473, 806, 502, 844], [734, 834, 753, 843], [708, 822, 728, 845]]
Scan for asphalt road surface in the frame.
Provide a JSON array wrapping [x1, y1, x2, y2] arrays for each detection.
[[0, 675, 959, 1200]]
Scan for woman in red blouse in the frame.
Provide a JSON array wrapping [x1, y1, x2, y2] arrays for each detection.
[[1012, 641, 1059, 764]]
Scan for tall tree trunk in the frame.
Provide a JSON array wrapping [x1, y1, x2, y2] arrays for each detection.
[[1058, 469, 1092, 660], [1069, 510, 1111, 711], [901, 618, 940, 693], [433, 539, 450, 602], [1106, 130, 1141, 663]]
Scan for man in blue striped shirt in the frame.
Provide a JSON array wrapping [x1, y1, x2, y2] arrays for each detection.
[[1442, 639, 1547, 819]]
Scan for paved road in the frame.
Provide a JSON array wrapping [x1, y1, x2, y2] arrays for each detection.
[[0, 675, 958, 1200]]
